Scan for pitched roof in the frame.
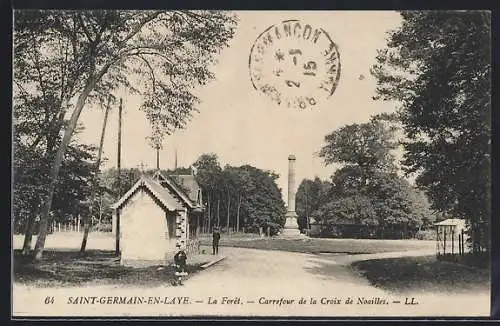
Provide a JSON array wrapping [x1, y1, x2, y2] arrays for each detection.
[[110, 176, 186, 211], [168, 174, 201, 205], [434, 218, 466, 226]]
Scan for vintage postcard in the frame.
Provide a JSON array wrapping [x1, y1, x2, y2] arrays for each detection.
[[12, 10, 491, 318]]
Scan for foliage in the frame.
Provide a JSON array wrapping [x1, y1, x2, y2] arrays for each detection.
[[318, 118, 399, 174], [367, 171, 431, 237], [316, 118, 435, 239], [414, 229, 436, 241], [14, 10, 238, 140], [193, 154, 286, 235], [371, 11, 491, 249], [14, 10, 237, 259], [193, 153, 223, 196], [312, 195, 378, 226], [235, 165, 285, 235], [12, 125, 98, 234], [52, 143, 98, 222], [295, 177, 332, 229], [93, 223, 112, 233]]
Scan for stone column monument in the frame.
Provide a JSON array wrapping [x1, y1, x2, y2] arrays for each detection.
[[282, 154, 301, 237]]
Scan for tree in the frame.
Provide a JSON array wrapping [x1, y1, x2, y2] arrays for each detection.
[[165, 167, 193, 175], [317, 118, 434, 238], [193, 153, 223, 232], [12, 118, 98, 253], [13, 50, 79, 252], [319, 117, 400, 190], [14, 10, 237, 260], [319, 118, 399, 182], [311, 195, 378, 238], [221, 166, 238, 233], [235, 165, 286, 235], [295, 177, 331, 230], [191, 155, 286, 235], [371, 11, 491, 251], [367, 171, 432, 238], [12, 133, 49, 240]]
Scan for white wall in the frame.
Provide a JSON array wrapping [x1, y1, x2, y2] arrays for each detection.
[[120, 190, 172, 261]]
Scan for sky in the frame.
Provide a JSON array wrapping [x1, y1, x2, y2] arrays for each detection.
[[77, 11, 403, 202]]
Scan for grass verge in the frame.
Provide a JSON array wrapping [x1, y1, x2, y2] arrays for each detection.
[[351, 254, 490, 294], [200, 237, 434, 255], [13, 249, 205, 288]]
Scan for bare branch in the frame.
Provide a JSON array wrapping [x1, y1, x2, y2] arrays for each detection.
[[123, 47, 175, 66], [118, 12, 163, 46], [13, 80, 29, 96], [134, 53, 157, 92], [77, 14, 94, 43], [29, 35, 47, 99], [180, 10, 215, 24]]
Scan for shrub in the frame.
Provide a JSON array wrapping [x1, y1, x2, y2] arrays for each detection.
[[415, 229, 436, 240], [93, 223, 112, 233]]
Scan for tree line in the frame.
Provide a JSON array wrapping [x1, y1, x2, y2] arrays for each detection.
[[192, 154, 286, 235], [13, 149, 287, 252], [97, 154, 287, 236]]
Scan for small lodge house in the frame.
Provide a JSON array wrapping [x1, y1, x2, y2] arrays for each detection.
[[110, 170, 204, 266], [434, 218, 468, 256]]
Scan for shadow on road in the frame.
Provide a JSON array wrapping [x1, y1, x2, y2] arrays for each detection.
[[303, 255, 375, 288]]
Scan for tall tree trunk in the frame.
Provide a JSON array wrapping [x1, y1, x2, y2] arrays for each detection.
[[21, 205, 38, 255], [23, 119, 60, 255], [33, 76, 97, 261], [115, 99, 123, 256], [226, 193, 231, 233], [22, 219, 34, 255], [207, 192, 211, 233], [217, 199, 220, 228], [80, 95, 112, 254], [98, 196, 103, 225], [236, 194, 241, 233]]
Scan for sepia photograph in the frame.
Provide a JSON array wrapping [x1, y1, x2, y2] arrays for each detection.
[[11, 10, 491, 318]]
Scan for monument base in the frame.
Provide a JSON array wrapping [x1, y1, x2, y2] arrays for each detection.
[[280, 228, 302, 238], [279, 212, 306, 239]]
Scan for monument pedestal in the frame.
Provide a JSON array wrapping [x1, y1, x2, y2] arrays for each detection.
[[280, 211, 302, 238]]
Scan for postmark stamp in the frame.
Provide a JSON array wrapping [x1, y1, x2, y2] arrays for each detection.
[[249, 19, 341, 110]]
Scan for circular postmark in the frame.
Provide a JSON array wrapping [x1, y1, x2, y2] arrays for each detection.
[[249, 20, 341, 110]]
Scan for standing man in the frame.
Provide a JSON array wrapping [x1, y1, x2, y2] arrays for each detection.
[[212, 227, 221, 255]]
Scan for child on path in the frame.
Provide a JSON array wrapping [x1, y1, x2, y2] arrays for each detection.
[[173, 249, 188, 286]]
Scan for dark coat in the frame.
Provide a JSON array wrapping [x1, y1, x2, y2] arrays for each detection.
[[174, 250, 187, 268], [213, 231, 221, 243]]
